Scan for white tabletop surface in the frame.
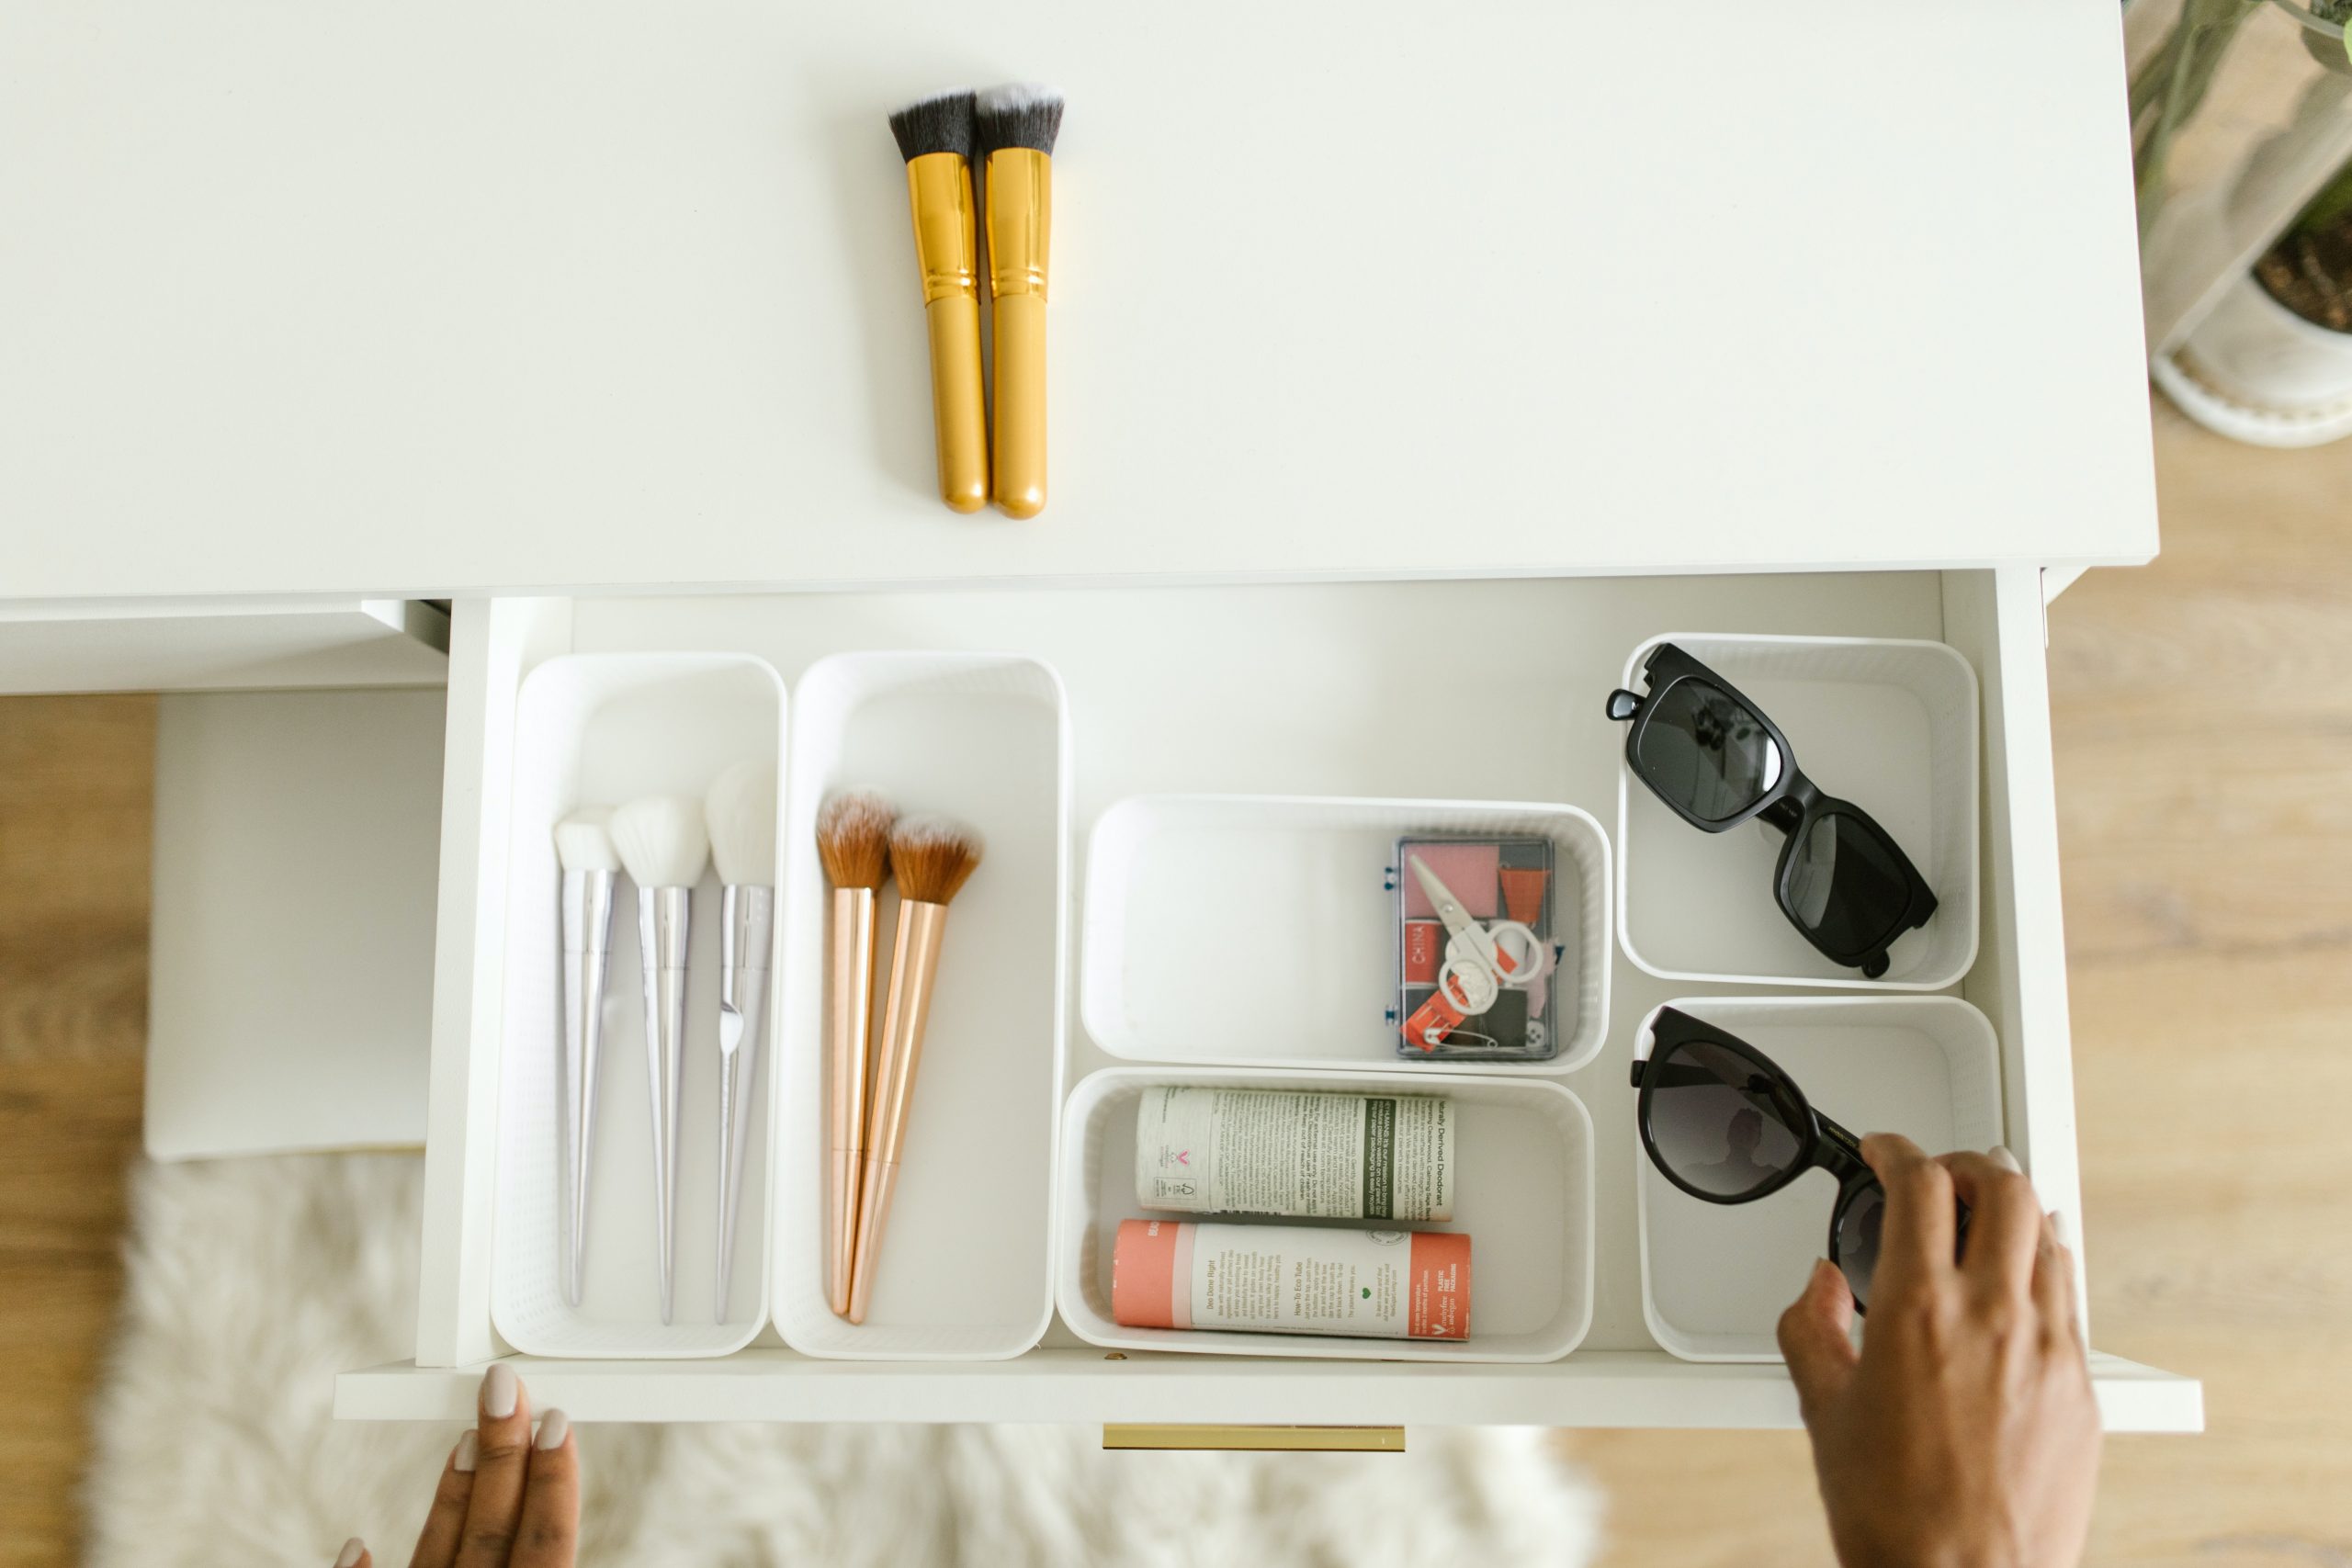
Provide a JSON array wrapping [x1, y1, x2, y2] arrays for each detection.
[[2, 0, 2156, 600]]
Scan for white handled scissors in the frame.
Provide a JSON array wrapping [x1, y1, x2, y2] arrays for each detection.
[[1409, 855, 1544, 1016]]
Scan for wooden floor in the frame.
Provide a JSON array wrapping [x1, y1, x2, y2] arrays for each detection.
[[5, 400, 2351, 1565], [0, 696, 154, 1568]]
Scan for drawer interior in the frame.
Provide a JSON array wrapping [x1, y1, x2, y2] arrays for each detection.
[[348, 567, 2204, 1431]]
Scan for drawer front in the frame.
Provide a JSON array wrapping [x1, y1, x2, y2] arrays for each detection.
[[348, 567, 2201, 1432]]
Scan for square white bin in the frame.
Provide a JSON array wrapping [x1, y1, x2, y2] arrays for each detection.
[[1080, 795, 1611, 1074], [492, 652, 786, 1359], [1633, 996, 2004, 1361], [1613, 634, 1979, 989], [1057, 1066, 1596, 1362], [771, 651, 1070, 1361]]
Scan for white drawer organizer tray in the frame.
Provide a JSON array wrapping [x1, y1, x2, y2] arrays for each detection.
[[1614, 634, 1980, 990], [492, 653, 786, 1358], [343, 570, 2202, 1433], [1082, 795, 1611, 1075], [1631, 995, 2005, 1362], [1058, 1066, 1596, 1362], [771, 652, 1070, 1361]]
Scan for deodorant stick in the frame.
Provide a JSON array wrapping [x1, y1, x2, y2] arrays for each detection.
[[1111, 1218, 1472, 1341], [1134, 1086, 1455, 1222]]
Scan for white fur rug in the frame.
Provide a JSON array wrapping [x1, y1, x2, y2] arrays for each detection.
[[86, 1155, 1602, 1566]]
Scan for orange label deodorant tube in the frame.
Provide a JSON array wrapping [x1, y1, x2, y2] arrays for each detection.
[[1111, 1218, 1471, 1340]]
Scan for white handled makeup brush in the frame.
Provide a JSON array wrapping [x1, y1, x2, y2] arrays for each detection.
[[554, 807, 618, 1309], [610, 795, 710, 1325], [705, 759, 777, 1323]]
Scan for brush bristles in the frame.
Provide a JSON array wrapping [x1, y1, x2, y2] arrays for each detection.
[[888, 88, 977, 163], [554, 807, 619, 874], [816, 791, 897, 891], [609, 795, 711, 890], [975, 83, 1063, 157], [706, 759, 779, 887], [889, 815, 984, 905]]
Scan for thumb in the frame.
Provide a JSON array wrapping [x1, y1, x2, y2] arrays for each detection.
[[1777, 1258, 1860, 1417]]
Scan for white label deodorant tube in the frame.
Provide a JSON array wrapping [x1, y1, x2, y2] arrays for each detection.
[[1133, 1086, 1454, 1223]]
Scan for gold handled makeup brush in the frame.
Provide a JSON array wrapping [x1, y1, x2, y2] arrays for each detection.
[[889, 89, 989, 513], [816, 790, 896, 1319], [845, 815, 983, 1325], [977, 84, 1064, 520]]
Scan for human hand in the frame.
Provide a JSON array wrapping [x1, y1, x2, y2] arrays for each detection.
[[1779, 1134, 2101, 1568], [332, 1363, 579, 1568]]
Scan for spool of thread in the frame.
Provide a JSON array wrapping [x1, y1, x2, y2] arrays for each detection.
[[1498, 866, 1549, 925]]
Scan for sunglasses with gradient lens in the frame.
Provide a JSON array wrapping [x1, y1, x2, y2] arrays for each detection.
[[1631, 1007, 1968, 1312], [1606, 642, 1937, 979]]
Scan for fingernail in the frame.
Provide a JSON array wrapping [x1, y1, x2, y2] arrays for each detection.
[[481, 1362, 518, 1419], [453, 1430, 479, 1472], [1988, 1145, 2023, 1173], [336, 1540, 366, 1568], [537, 1408, 571, 1450], [2051, 1209, 2077, 1248]]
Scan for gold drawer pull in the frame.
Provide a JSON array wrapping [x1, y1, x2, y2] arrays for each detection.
[[1102, 1424, 1406, 1453]]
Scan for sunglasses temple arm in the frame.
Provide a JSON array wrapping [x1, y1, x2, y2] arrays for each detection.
[[1813, 1112, 1872, 1179]]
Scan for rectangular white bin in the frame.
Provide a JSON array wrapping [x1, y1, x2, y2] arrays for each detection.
[[771, 651, 1071, 1361], [492, 652, 786, 1358], [1633, 995, 2005, 1362], [1081, 795, 1611, 1075], [1057, 1066, 1596, 1363], [1614, 634, 1979, 990]]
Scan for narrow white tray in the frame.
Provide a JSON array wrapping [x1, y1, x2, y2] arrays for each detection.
[[492, 652, 785, 1359], [1080, 795, 1611, 1075], [771, 652, 1070, 1361], [1633, 996, 2004, 1362], [1613, 633, 1979, 989], [1057, 1066, 1595, 1362]]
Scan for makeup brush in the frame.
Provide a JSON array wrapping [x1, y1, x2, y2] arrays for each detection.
[[847, 814, 983, 1324], [705, 759, 777, 1323], [609, 795, 710, 1325], [976, 83, 1063, 519], [889, 88, 988, 513], [816, 790, 896, 1318], [554, 807, 619, 1309]]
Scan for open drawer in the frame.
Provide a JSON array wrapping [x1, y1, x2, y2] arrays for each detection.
[[336, 566, 2203, 1434]]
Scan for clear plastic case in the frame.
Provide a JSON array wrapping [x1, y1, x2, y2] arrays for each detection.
[[1391, 835, 1562, 1063]]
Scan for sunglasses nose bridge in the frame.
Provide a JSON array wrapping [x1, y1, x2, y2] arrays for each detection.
[[1605, 688, 1645, 722]]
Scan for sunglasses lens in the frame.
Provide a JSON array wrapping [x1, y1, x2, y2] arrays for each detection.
[[1784, 811, 1916, 957], [1645, 1041, 1808, 1199], [1833, 1182, 1886, 1310], [1636, 681, 1783, 823]]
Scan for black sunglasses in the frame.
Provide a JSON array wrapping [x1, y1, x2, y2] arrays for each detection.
[[1630, 1007, 1969, 1313], [1606, 642, 1938, 979]]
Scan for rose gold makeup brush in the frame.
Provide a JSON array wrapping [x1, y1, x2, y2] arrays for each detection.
[[845, 815, 983, 1325], [817, 790, 896, 1319]]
